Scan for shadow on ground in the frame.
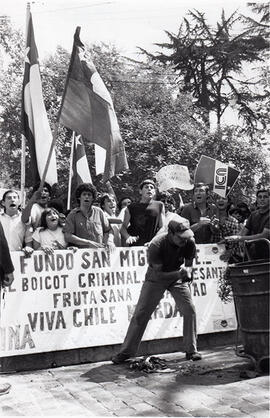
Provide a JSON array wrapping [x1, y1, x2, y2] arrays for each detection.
[[80, 355, 260, 386]]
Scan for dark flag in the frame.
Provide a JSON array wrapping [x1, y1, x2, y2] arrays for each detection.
[[58, 27, 128, 181], [21, 7, 57, 186]]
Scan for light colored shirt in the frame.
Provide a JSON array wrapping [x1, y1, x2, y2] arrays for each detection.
[[63, 206, 110, 247], [32, 226, 67, 249], [0, 212, 32, 251]]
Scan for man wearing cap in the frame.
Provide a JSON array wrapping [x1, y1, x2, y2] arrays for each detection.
[[120, 179, 164, 246], [112, 214, 201, 364]]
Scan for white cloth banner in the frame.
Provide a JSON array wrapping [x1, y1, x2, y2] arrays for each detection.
[[156, 165, 194, 191], [0, 245, 236, 358]]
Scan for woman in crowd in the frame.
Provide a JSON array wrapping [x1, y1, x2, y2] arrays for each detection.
[[32, 208, 67, 253]]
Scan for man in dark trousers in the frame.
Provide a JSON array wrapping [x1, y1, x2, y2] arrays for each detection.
[[112, 214, 202, 364], [0, 222, 14, 395]]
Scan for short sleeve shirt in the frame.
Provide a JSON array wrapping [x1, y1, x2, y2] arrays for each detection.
[[63, 206, 110, 247], [32, 227, 67, 249], [147, 232, 196, 272]]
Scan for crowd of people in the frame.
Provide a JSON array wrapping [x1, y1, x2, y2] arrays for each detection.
[[0, 179, 269, 258], [0, 178, 269, 391]]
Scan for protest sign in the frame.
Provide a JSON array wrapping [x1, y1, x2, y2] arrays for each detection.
[[156, 165, 193, 192], [0, 246, 236, 357], [194, 156, 240, 197]]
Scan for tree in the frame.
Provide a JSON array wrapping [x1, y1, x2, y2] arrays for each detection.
[[0, 19, 267, 206], [0, 17, 24, 188], [141, 9, 269, 131]]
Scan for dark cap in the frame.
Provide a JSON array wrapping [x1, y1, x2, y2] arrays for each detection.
[[168, 215, 194, 239]]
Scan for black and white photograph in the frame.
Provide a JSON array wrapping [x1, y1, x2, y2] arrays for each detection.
[[0, 0, 269, 416]]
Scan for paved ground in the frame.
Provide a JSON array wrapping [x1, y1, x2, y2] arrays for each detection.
[[0, 345, 269, 417]]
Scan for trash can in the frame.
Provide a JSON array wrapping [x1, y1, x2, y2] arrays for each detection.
[[229, 255, 269, 371]]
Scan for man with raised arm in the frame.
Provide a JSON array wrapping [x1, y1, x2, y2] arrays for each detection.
[[21, 182, 52, 230]]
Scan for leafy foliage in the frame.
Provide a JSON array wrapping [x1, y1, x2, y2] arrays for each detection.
[[140, 9, 269, 131], [0, 16, 268, 207]]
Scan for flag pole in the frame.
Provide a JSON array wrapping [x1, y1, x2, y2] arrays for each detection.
[[20, 135, 26, 208], [39, 121, 59, 190], [67, 132, 75, 211], [20, 3, 30, 208]]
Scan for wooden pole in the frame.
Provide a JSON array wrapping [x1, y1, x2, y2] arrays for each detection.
[[67, 132, 75, 210], [20, 134, 26, 208], [39, 121, 59, 191], [20, 4, 30, 208]]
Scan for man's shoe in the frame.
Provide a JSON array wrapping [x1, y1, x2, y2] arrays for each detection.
[[186, 352, 202, 361], [0, 383, 11, 396], [111, 353, 130, 364]]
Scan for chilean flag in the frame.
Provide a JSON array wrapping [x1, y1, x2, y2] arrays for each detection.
[[21, 7, 57, 186], [194, 155, 240, 197], [72, 135, 92, 185], [58, 27, 128, 181]]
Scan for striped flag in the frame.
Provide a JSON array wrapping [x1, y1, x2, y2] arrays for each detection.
[[194, 155, 240, 197], [72, 135, 92, 185], [58, 27, 128, 181], [21, 7, 57, 186]]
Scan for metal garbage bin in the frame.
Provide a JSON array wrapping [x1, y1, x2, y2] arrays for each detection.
[[229, 240, 269, 372]]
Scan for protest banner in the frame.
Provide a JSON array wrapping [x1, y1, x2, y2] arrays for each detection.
[[156, 165, 194, 192], [0, 245, 236, 358]]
